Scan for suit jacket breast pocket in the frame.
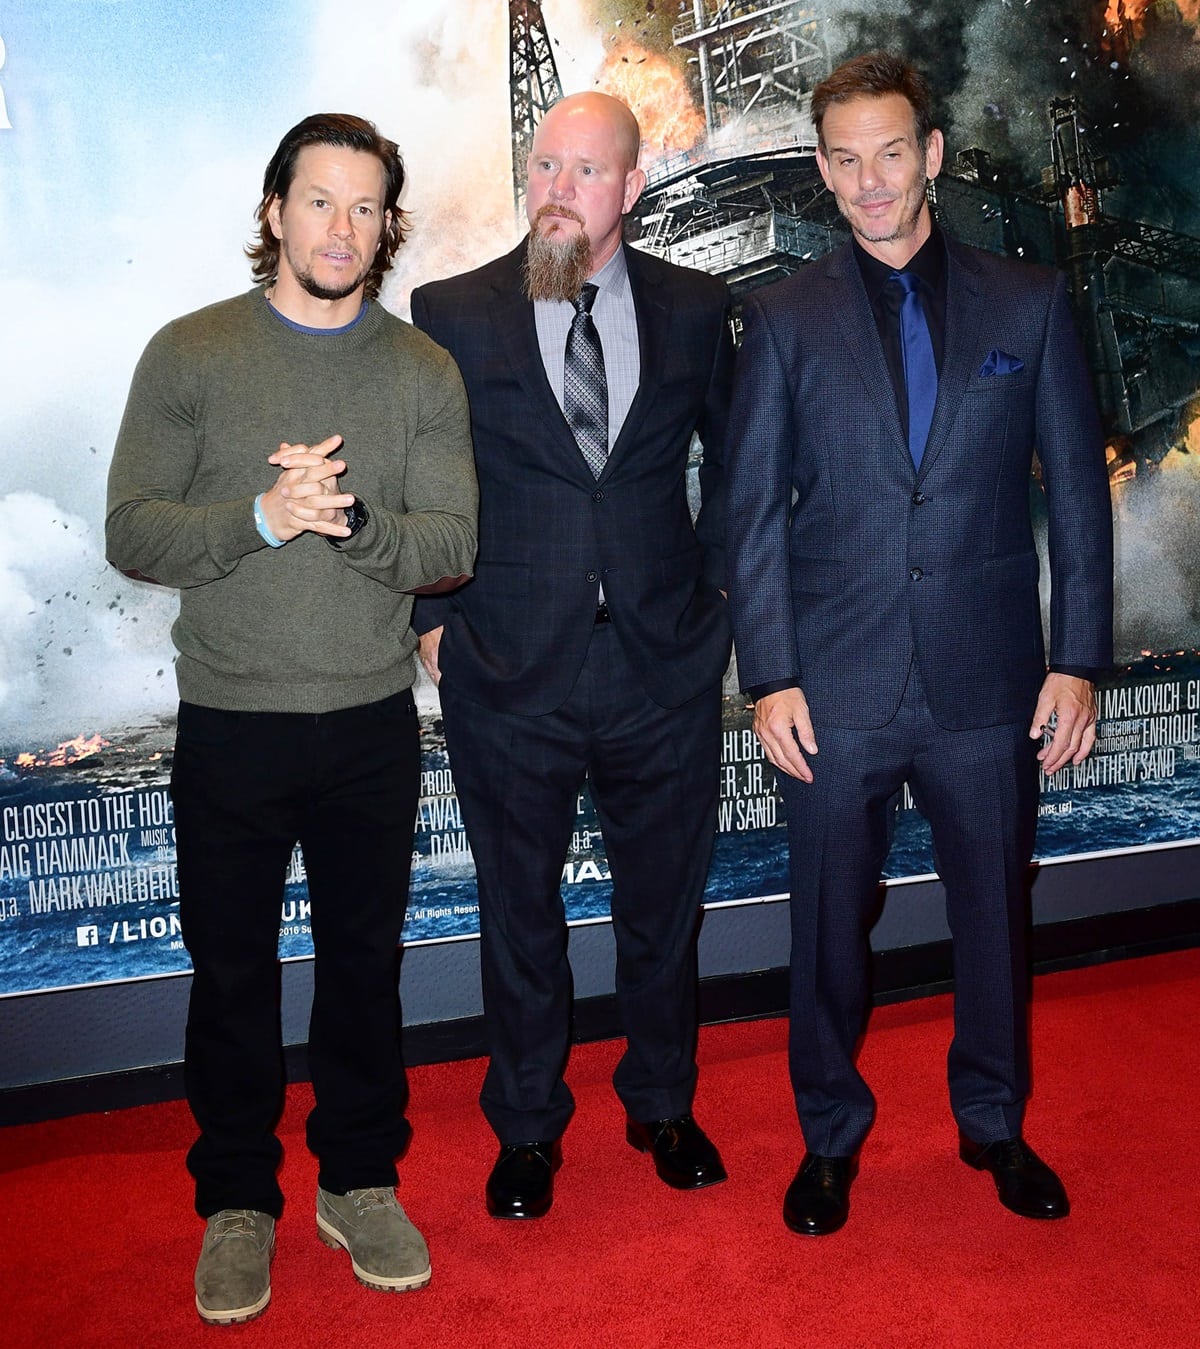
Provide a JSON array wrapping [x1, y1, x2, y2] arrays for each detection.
[[964, 371, 1035, 397]]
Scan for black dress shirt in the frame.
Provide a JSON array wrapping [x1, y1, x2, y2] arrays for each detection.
[[854, 228, 947, 433]]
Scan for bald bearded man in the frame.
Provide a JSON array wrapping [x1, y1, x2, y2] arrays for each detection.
[[411, 93, 735, 1218]]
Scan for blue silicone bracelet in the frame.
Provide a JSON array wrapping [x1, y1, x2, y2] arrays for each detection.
[[253, 493, 286, 548]]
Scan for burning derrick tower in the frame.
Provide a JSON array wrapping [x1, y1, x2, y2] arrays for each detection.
[[509, 0, 563, 216], [1039, 97, 1200, 466], [674, 0, 829, 140], [631, 2, 833, 297], [1043, 98, 1128, 447]]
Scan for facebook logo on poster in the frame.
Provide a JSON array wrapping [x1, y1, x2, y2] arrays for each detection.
[[76, 926, 98, 947]]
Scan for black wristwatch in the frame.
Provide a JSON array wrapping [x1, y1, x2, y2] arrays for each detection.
[[326, 498, 368, 549]]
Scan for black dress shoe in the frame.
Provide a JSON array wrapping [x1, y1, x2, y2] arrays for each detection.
[[783, 1153, 857, 1235], [486, 1141, 562, 1219], [625, 1115, 727, 1190], [959, 1133, 1070, 1219]]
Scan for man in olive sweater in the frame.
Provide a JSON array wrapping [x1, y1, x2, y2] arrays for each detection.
[[106, 114, 477, 1325]]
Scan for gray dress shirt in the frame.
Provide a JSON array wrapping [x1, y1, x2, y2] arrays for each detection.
[[533, 245, 641, 453]]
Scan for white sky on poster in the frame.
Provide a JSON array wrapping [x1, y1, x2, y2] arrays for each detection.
[[0, 1, 603, 744]]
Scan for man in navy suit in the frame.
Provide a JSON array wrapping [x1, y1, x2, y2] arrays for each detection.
[[411, 93, 734, 1217], [727, 52, 1113, 1234]]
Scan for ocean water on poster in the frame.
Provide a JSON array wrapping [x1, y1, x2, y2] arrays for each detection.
[[3, 707, 1199, 996], [410, 748, 1200, 929]]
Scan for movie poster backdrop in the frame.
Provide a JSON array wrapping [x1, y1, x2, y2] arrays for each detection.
[[2, 1, 1198, 996]]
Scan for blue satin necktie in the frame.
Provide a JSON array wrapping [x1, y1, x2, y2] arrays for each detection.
[[890, 270, 937, 470]]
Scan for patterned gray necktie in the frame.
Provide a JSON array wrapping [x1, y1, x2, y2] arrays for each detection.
[[563, 282, 608, 478]]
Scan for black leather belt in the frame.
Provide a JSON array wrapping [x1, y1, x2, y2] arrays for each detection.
[[594, 602, 611, 624]]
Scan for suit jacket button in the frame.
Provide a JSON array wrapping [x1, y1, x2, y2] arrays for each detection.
[[592, 490, 604, 502], [911, 491, 926, 505], [586, 570, 598, 583], [909, 567, 924, 581]]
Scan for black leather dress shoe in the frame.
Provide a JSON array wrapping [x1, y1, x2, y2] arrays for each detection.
[[783, 1153, 857, 1235], [959, 1133, 1070, 1219], [626, 1115, 727, 1190], [486, 1141, 562, 1219]]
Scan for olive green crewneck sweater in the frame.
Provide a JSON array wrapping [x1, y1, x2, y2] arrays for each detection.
[[106, 288, 478, 713]]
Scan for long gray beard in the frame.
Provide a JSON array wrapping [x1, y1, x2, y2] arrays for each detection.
[[523, 228, 593, 303]]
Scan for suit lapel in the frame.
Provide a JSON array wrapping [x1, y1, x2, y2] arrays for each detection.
[[602, 244, 670, 480], [825, 248, 908, 460], [488, 243, 590, 472], [916, 239, 986, 481]]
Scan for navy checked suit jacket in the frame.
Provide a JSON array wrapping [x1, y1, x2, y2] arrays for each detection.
[[411, 240, 734, 715], [727, 234, 1113, 732]]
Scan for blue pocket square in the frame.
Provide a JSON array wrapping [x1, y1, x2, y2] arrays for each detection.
[[979, 348, 1025, 377]]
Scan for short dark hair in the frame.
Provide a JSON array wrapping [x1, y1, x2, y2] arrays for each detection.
[[246, 113, 409, 300], [811, 52, 936, 156]]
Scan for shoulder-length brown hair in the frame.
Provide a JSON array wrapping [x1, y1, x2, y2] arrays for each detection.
[[246, 113, 410, 300]]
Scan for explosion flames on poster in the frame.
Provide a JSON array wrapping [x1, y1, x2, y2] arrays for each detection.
[[2, 1, 1198, 996]]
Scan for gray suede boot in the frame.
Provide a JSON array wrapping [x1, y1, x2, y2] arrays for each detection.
[[194, 1208, 275, 1324], [316, 1186, 431, 1292]]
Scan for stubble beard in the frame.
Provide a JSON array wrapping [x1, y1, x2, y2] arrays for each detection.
[[285, 243, 372, 303], [845, 173, 929, 246], [523, 207, 593, 302]]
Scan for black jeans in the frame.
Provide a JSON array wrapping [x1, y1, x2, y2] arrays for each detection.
[[170, 691, 420, 1218]]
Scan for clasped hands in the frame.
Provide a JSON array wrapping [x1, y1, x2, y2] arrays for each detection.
[[259, 434, 355, 542]]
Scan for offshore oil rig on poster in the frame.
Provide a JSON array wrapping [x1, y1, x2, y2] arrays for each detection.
[[508, 0, 1200, 479]]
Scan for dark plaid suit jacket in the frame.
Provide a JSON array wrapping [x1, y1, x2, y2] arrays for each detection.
[[411, 240, 734, 715], [727, 234, 1113, 731]]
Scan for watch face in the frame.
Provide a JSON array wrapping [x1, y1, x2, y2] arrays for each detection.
[[326, 499, 367, 550]]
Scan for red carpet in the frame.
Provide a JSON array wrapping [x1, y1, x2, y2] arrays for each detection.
[[3, 949, 1198, 1347]]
